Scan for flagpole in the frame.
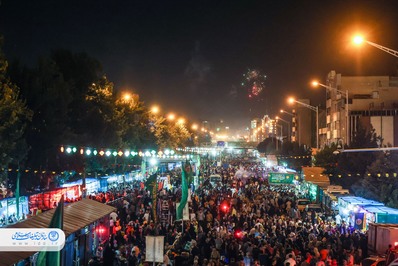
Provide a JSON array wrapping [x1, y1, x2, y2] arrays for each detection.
[[16, 161, 20, 221]]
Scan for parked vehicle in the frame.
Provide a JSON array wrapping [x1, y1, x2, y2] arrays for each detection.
[[209, 174, 222, 187], [361, 253, 398, 266], [306, 203, 324, 219], [297, 199, 311, 212], [368, 223, 398, 255], [361, 256, 386, 266]]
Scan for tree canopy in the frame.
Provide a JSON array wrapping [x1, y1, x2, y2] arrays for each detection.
[[3, 47, 195, 188]]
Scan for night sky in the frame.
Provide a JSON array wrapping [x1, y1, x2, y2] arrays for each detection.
[[1, 0, 398, 132]]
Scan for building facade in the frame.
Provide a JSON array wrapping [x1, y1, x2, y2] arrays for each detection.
[[290, 99, 315, 149], [324, 70, 398, 147]]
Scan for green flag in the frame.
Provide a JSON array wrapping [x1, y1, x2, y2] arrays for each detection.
[[145, 173, 157, 192], [145, 174, 158, 222], [177, 161, 191, 220], [37, 196, 64, 266], [141, 159, 146, 177]]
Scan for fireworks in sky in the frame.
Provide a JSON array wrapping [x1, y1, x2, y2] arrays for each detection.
[[241, 69, 267, 99]]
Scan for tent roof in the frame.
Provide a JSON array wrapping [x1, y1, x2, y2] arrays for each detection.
[[338, 196, 384, 206], [0, 198, 116, 266], [361, 205, 398, 215], [302, 166, 330, 187]]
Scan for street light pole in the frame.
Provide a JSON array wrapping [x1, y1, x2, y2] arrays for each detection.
[[313, 82, 349, 146], [316, 106, 319, 150], [353, 36, 398, 58]]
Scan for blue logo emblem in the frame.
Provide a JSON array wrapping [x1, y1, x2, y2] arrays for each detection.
[[48, 231, 59, 242]]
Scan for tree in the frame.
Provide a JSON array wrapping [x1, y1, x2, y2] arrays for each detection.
[[9, 57, 73, 170], [318, 122, 379, 189], [0, 36, 32, 184], [114, 93, 157, 150], [352, 149, 398, 208], [278, 141, 312, 171], [257, 137, 281, 154]]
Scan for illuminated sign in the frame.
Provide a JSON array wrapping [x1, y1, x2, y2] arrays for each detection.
[[269, 173, 294, 184]]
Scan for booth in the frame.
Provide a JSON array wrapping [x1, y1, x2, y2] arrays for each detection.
[[322, 186, 350, 214], [62, 178, 100, 194], [29, 185, 81, 212], [361, 205, 398, 224], [338, 196, 385, 229], [0, 199, 116, 266], [300, 167, 329, 203], [0, 196, 29, 226]]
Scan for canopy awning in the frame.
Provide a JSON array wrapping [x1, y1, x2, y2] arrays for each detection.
[[338, 196, 384, 207], [362, 205, 398, 215], [0, 198, 116, 266]]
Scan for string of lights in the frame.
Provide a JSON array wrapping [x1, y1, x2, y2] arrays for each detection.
[[2, 167, 397, 179], [60, 145, 195, 159]]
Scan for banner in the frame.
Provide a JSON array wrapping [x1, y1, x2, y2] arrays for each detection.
[[268, 173, 294, 184], [354, 212, 364, 230], [177, 161, 191, 220], [176, 202, 189, 221], [145, 236, 164, 263]]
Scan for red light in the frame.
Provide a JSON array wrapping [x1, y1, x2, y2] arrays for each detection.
[[220, 202, 229, 213], [234, 229, 243, 239], [395, 241, 398, 247], [96, 226, 105, 235]]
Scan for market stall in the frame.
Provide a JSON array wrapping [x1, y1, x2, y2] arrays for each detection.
[[29, 185, 81, 213], [300, 167, 329, 203], [62, 178, 100, 194], [338, 196, 384, 229], [0, 196, 29, 226], [361, 205, 398, 224]]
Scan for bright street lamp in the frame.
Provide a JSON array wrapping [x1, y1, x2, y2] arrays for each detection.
[[312, 81, 350, 146], [167, 113, 176, 121], [288, 97, 319, 149], [191, 124, 198, 130], [123, 93, 132, 101], [353, 35, 398, 58], [151, 105, 160, 114], [177, 117, 185, 125]]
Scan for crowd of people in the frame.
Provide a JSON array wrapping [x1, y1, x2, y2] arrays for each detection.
[[91, 159, 369, 266]]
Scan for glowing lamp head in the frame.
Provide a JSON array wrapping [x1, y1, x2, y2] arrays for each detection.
[[312, 81, 319, 87], [167, 113, 175, 121], [353, 36, 364, 45], [123, 93, 132, 101], [149, 157, 158, 166], [151, 105, 159, 114], [287, 97, 295, 104]]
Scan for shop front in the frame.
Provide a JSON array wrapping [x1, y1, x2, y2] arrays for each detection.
[[0, 196, 29, 226], [337, 196, 384, 230], [300, 167, 329, 203]]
